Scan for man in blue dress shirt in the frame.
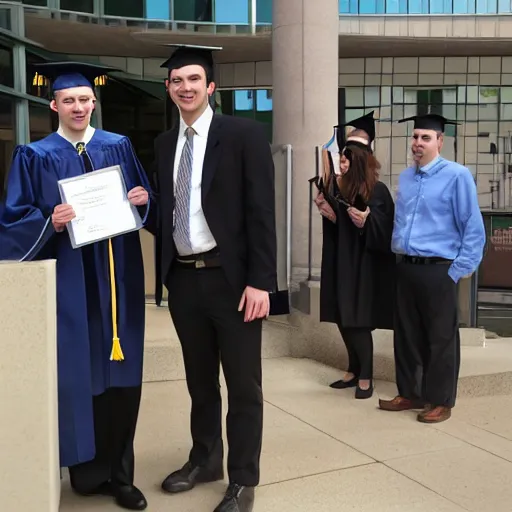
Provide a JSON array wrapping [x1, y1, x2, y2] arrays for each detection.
[[379, 113, 485, 423]]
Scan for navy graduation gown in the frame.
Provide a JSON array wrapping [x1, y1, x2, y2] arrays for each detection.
[[0, 130, 151, 468]]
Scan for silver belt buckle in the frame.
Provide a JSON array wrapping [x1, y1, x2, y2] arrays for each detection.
[[195, 259, 206, 269]]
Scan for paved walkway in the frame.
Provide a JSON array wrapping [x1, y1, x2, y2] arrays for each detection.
[[60, 357, 512, 512]]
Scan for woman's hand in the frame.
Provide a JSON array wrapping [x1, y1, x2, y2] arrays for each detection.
[[314, 193, 336, 223], [347, 206, 370, 229]]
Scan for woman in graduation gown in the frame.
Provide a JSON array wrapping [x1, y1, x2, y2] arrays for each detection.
[[314, 114, 396, 399]]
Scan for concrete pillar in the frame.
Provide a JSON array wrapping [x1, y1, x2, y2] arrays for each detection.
[[272, 0, 339, 284], [0, 260, 60, 511]]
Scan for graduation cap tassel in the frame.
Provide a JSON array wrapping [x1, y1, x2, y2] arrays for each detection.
[[108, 239, 124, 362], [94, 75, 108, 87]]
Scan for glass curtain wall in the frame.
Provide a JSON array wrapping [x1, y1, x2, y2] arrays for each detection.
[[340, 0, 511, 13], [18, 0, 266, 22]]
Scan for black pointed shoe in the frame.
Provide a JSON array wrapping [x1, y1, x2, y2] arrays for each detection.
[[112, 485, 147, 511], [355, 382, 374, 400], [161, 461, 224, 494], [329, 376, 358, 389], [213, 483, 254, 512]]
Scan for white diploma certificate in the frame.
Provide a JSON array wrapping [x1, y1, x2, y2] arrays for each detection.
[[58, 165, 143, 249]]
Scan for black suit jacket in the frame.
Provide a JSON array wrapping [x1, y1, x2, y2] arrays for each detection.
[[146, 113, 277, 299]]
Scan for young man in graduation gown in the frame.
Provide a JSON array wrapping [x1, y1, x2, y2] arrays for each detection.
[[379, 113, 486, 424], [146, 45, 277, 512], [0, 62, 150, 510]]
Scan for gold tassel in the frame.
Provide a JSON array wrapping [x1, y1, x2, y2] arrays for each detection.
[[94, 75, 108, 87], [108, 239, 124, 362]]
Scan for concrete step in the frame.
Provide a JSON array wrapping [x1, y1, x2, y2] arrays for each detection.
[[143, 305, 512, 399], [287, 309, 512, 399]]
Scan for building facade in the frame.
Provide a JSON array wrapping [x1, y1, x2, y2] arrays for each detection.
[[1, 0, 511, 311]]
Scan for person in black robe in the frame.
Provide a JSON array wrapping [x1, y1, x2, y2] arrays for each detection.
[[312, 112, 396, 399]]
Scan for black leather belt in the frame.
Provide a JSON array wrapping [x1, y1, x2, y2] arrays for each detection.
[[402, 255, 452, 265], [176, 248, 221, 269]]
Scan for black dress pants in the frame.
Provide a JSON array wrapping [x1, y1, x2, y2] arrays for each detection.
[[68, 386, 142, 493], [167, 264, 263, 487], [394, 261, 461, 408], [337, 327, 374, 380]]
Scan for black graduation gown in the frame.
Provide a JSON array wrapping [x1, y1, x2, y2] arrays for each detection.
[[319, 180, 396, 330]]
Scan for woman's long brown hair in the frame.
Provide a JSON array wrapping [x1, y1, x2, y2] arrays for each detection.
[[337, 144, 380, 204]]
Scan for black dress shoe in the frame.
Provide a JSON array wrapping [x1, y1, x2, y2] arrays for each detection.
[[355, 382, 373, 399], [112, 485, 147, 511], [161, 461, 224, 494], [330, 376, 357, 389], [213, 484, 254, 512]]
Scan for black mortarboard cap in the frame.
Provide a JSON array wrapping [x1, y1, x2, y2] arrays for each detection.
[[398, 113, 459, 132], [160, 44, 222, 82], [344, 111, 376, 144], [31, 61, 116, 95]]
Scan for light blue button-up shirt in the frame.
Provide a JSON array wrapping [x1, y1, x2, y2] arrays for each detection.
[[392, 156, 486, 283]]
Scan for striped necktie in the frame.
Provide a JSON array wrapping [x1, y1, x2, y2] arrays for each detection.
[[174, 126, 195, 252]]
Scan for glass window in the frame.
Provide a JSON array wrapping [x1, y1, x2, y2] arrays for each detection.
[[467, 86, 479, 104], [502, 87, 512, 103], [339, 0, 350, 12], [409, 0, 429, 12], [498, 0, 511, 11], [364, 87, 380, 106], [393, 87, 404, 104], [234, 90, 254, 115], [256, 0, 272, 22], [480, 87, 499, 103], [381, 87, 391, 106], [501, 104, 512, 120], [217, 90, 234, 115], [404, 89, 418, 104], [21, 0, 47, 6], [0, 94, 15, 199], [256, 90, 272, 112], [174, 0, 213, 22], [359, 0, 377, 13], [477, 0, 497, 11], [349, 0, 359, 12], [215, 0, 249, 23], [0, 7, 11, 30], [60, 0, 94, 12], [104, 0, 144, 17], [146, 0, 171, 19], [29, 102, 55, 142], [345, 88, 364, 107], [478, 104, 498, 121], [0, 44, 13, 89], [255, 90, 272, 141]]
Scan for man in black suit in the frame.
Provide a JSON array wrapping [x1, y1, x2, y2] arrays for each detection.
[[146, 44, 277, 512]]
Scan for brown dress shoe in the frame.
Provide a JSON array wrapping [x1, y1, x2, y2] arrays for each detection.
[[417, 405, 451, 423], [379, 396, 425, 411]]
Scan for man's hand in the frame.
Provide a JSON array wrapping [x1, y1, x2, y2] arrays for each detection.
[[238, 286, 270, 322], [127, 186, 149, 206], [52, 204, 76, 232], [314, 193, 336, 223], [347, 206, 370, 229]]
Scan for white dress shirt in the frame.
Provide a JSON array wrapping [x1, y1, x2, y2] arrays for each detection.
[[57, 124, 96, 147], [173, 106, 217, 256]]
